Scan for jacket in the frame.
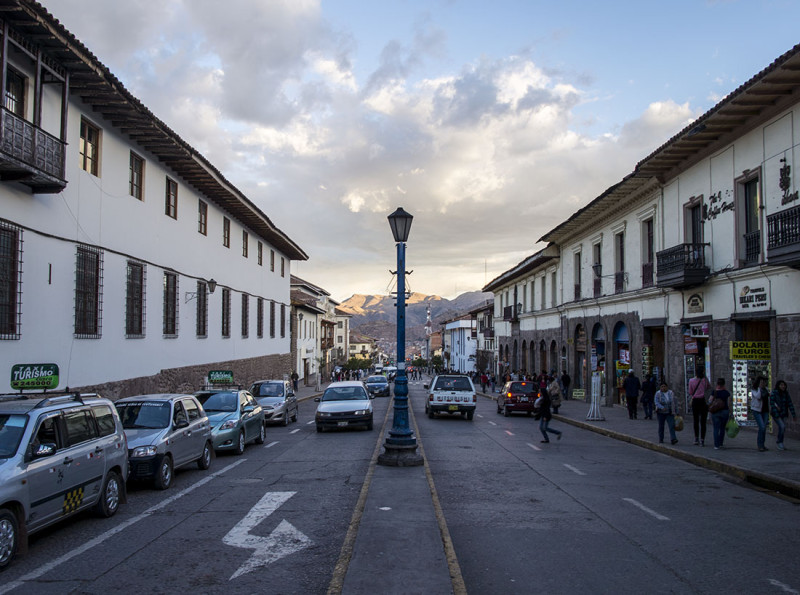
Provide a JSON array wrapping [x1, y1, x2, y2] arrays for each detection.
[[751, 388, 769, 413], [654, 390, 676, 414], [770, 389, 796, 419]]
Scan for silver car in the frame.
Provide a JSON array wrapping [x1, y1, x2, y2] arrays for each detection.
[[115, 394, 213, 490], [315, 381, 374, 432], [0, 393, 128, 570], [249, 380, 298, 426]]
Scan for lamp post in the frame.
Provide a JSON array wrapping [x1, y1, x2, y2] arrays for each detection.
[[378, 207, 423, 466]]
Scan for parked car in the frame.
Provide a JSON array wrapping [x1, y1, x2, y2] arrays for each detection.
[[249, 380, 298, 426], [194, 389, 266, 453], [497, 381, 539, 416], [0, 392, 128, 570], [424, 375, 477, 420], [364, 375, 391, 398], [315, 381, 373, 432], [115, 394, 213, 490]]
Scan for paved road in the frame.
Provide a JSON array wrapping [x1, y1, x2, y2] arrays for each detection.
[[3, 381, 800, 594]]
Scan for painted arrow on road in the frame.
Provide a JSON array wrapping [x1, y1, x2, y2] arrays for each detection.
[[223, 491, 313, 580]]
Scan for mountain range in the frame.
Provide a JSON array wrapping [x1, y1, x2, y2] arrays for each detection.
[[338, 291, 493, 342]]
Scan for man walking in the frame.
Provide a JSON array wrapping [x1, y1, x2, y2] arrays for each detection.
[[623, 370, 641, 419]]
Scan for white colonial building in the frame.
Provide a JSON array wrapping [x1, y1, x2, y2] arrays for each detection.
[[485, 44, 800, 437], [0, 2, 306, 395], [443, 315, 477, 374]]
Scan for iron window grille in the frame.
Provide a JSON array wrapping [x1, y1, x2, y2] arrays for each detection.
[[241, 294, 249, 338], [163, 272, 178, 336], [0, 222, 22, 339], [74, 245, 103, 338], [125, 261, 146, 338], [196, 281, 208, 337], [222, 288, 231, 338]]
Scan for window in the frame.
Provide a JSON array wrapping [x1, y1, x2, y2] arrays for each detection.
[[642, 218, 654, 287], [63, 409, 97, 447], [614, 231, 625, 293], [257, 298, 264, 338], [222, 288, 231, 337], [592, 242, 602, 298], [75, 246, 102, 337], [196, 281, 208, 337], [280, 304, 286, 338], [241, 294, 249, 338], [165, 178, 178, 219], [125, 262, 145, 337], [242, 231, 249, 258], [163, 272, 178, 336], [4, 67, 25, 117], [257, 242, 263, 266], [281, 257, 285, 277], [573, 251, 581, 300], [129, 152, 144, 200], [551, 271, 557, 306], [737, 175, 761, 265], [183, 398, 201, 422], [270, 301, 276, 338], [198, 200, 208, 235], [79, 118, 100, 176], [92, 405, 117, 437], [223, 217, 231, 248], [0, 223, 22, 339], [540, 277, 546, 310], [270, 250, 275, 272]]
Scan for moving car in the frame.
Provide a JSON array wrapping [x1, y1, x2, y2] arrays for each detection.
[[497, 381, 539, 416], [0, 392, 128, 570], [424, 375, 477, 420], [315, 381, 373, 432], [249, 380, 298, 426], [115, 394, 213, 490], [364, 375, 391, 398], [194, 389, 266, 454]]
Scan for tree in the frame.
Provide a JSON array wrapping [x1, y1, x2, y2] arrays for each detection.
[[412, 357, 427, 368], [431, 355, 444, 370]]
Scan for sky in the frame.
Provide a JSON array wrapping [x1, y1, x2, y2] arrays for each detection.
[[39, 0, 800, 301]]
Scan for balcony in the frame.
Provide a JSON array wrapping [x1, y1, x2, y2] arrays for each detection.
[[767, 205, 800, 268], [642, 262, 654, 288], [0, 108, 66, 193], [743, 230, 761, 265], [656, 243, 710, 288]]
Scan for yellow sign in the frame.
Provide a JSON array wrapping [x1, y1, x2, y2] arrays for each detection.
[[729, 341, 771, 360]]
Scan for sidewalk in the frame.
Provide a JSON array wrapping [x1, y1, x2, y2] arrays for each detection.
[[493, 393, 800, 500]]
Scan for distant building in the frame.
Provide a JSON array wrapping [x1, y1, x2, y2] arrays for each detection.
[[443, 316, 477, 374], [349, 332, 377, 361]]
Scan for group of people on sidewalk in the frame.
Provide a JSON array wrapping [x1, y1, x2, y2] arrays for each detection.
[[621, 369, 796, 451]]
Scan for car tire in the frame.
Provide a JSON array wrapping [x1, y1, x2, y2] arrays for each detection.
[[0, 509, 19, 571], [94, 471, 122, 518], [367, 420, 373, 431], [467, 410, 474, 421], [428, 408, 435, 419], [282, 413, 289, 427], [235, 430, 246, 455], [255, 423, 266, 444], [503, 406, 510, 417], [497, 403, 502, 414], [291, 408, 298, 422], [316, 425, 323, 433], [154, 456, 173, 491], [197, 441, 213, 470]]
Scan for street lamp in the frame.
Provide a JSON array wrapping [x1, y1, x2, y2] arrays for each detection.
[[379, 207, 423, 466]]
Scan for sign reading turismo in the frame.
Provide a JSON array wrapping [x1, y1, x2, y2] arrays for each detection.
[[10, 363, 59, 390], [208, 370, 234, 384]]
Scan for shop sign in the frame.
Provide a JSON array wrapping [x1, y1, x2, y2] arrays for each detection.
[[571, 389, 586, 401], [208, 370, 234, 384], [738, 285, 768, 311], [780, 162, 799, 205], [618, 349, 630, 365], [10, 363, 59, 390], [729, 341, 771, 360], [702, 190, 734, 221], [687, 293, 704, 314], [684, 338, 699, 354]]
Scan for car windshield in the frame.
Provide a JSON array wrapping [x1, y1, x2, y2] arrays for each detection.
[[510, 382, 536, 394], [366, 377, 387, 384], [116, 402, 171, 429], [196, 392, 238, 412], [252, 383, 284, 398], [322, 387, 368, 401], [0, 414, 27, 458], [433, 377, 472, 391]]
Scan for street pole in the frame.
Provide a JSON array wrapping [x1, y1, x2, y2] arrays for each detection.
[[379, 208, 423, 467]]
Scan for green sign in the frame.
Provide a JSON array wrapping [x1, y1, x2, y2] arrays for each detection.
[[11, 363, 59, 390], [208, 370, 234, 384]]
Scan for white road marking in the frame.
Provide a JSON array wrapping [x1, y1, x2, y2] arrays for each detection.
[[477, 414, 484, 418], [290, 428, 301, 434], [0, 459, 247, 595], [488, 421, 497, 426], [505, 430, 514, 436], [306, 420, 315, 425], [563, 464, 586, 476], [526, 443, 542, 451], [623, 498, 669, 521], [223, 491, 312, 580], [769, 579, 800, 594], [264, 441, 279, 448]]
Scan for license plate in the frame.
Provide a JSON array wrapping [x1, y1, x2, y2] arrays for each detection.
[[337, 421, 348, 427], [448, 405, 458, 411], [519, 397, 528, 402]]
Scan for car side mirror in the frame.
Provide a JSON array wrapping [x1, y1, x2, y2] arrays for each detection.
[[423, 384, 429, 389], [33, 443, 57, 458], [243, 405, 254, 413], [174, 418, 189, 429]]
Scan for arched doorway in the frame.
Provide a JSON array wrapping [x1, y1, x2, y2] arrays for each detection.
[[539, 340, 547, 374], [549, 340, 557, 374], [591, 323, 607, 401]]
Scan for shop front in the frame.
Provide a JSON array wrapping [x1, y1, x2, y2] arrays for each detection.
[[613, 322, 631, 405], [591, 323, 607, 404], [682, 320, 710, 413]]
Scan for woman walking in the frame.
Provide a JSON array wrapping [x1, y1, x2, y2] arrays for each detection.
[[534, 389, 562, 443], [709, 378, 730, 450], [751, 376, 770, 452], [770, 380, 797, 450], [688, 369, 711, 446], [654, 382, 678, 445]]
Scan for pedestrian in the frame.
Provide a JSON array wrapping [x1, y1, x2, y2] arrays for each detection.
[[770, 380, 797, 451], [480, 373, 488, 393], [654, 382, 679, 445], [534, 389, 562, 443], [490, 374, 496, 393], [291, 371, 299, 391], [641, 374, 657, 420], [688, 368, 711, 446], [623, 370, 641, 419], [560, 370, 571, 400], [547, 377, 563, 414], [751, 376, 770, 451], [709, 378, 730, 450]]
